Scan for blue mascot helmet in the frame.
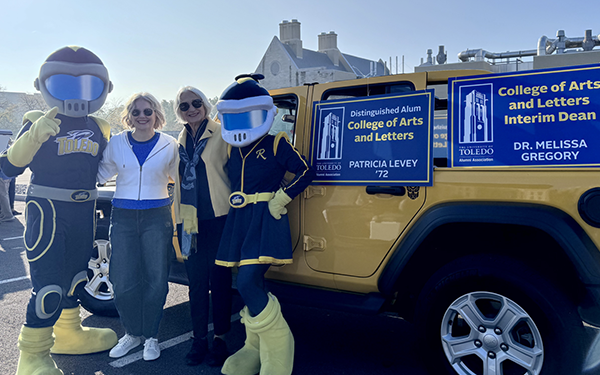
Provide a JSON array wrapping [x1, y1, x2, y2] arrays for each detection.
[[34, 46, 113, 117], [217, 73, 277, 147]]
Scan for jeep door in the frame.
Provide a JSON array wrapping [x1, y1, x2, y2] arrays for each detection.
[[300, 75, 429, 278]]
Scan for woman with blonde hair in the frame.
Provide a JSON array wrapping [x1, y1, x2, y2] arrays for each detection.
[[97, 92, 179, 361]]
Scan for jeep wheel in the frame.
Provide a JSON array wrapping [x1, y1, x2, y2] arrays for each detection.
[[78, 238, 119, 317], [415, 255, 584, 375]]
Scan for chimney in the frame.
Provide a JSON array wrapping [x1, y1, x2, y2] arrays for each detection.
[[279, 19, 303, 58], [318, 31, 338, 51], [318, 31, 339, 66]]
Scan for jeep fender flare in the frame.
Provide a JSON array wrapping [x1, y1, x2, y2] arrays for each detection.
[[378, 201, 600, 295]]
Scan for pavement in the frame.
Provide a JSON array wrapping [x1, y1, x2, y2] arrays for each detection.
[[14, 169, 31, 201]]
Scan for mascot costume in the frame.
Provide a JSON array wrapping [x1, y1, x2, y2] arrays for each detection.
[[215, 74, 315, 375], [2, 46, 117, 375]]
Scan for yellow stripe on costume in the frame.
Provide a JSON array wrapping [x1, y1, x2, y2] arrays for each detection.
[[215, 257, 294, 267], [26, 199, 57, 262], [280, 133, 310, 192], [40, 290, 62, 315], [273, 131, 290, 156], [89, 116, 111, 141], [67, 276, 88, 297]]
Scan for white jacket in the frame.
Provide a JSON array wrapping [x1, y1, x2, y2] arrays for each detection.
[[97, 131, 180, 201]]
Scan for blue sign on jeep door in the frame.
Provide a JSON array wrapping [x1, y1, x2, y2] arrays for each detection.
[[449, 64, 600, 168], [309, 90, 434, 186]]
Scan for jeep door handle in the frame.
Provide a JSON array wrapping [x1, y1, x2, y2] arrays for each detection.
[[366, 186, 406, 196]]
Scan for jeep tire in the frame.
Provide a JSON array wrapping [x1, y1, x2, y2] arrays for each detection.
[[415, 254, 584, 375]]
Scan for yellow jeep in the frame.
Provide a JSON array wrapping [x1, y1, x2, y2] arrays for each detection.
[[262, 68, 600, 375]]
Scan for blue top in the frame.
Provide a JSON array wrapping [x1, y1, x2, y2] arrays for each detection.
[[112, 131, 171, 210]]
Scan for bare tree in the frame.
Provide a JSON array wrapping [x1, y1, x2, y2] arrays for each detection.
[[20, 93, 49, 112], [210, 96, 222, 119], [94, 98, 126, 134], [161, 99, 181, 131], [0, 86, 19, 132]]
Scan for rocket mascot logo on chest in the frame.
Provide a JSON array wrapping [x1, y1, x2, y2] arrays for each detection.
[[8, 46, 117, 375]]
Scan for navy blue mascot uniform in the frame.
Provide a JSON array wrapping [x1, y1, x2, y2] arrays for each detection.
[[2, 46, 118, 375], [216, 74, 315, 375]]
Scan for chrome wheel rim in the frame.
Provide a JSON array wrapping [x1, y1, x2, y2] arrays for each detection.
[[441, 291, 544, 375], [83, 239, 114, 301]]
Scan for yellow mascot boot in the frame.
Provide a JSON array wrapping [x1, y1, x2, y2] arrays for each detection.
[[16, 326, 63, 375], [221, 306, 261, 375], [51, 307, 118, 354], [251, 293, 294, 375]]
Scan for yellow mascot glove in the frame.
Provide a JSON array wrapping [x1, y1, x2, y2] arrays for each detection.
[[7, 106, 61, 167], [268, 188, 292, 220]]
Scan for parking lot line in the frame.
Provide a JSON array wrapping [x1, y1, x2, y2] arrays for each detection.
[[109, 313, 240, 368], [0, 275, 30, 285], [109, 331, 193, 368], [3, 236, 24, 241]]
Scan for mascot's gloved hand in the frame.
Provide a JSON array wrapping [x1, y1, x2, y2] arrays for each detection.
[[29, 106, 62, 142], [7, 106, 61, 167], [268, 188, 292, 220]]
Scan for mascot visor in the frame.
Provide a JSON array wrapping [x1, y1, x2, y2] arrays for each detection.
[[222, 110, 268, 130], [45, 74, 105, 101]]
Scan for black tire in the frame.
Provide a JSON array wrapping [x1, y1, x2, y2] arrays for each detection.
[[414, 254, 584, 375], [78, 225, 119, 317]]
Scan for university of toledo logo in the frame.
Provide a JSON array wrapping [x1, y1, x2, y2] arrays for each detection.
[[318, 108, 344, 160], [55, 130, 99, 156], [460, 84, 493, 144], [229, 192, 247, 208], [71, 190, 91, 202]]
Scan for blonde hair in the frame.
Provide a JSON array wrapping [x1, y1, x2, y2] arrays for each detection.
[[173, 86, 213, 124], [121, 92, 166, 129]]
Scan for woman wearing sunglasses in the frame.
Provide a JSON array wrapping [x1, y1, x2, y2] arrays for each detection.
[[97, 92, 180, 361], [174, 86, 233, 367]]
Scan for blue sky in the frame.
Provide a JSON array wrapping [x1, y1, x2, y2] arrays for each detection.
[[1, 0, 599, 102]]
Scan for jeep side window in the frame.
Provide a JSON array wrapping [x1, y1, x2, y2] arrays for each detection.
[[269, 94, 298, 144], [429, 83, 449, 167], [321, 82, 415, 101]]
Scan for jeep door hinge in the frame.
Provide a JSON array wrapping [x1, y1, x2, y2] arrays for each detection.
[[303, 235, 326, 252], [304, 185, 326, 199]]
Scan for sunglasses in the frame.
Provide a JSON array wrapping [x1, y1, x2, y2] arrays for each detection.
[[179, 99, 203, 112], [132, 108, 154, 117]]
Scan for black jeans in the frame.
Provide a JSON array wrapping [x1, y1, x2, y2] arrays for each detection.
[[184, 216, 232, 338]]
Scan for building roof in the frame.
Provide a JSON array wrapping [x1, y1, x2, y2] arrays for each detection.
[[280, 41, 345, 71], [278, 38, 386, 77], [343, 53, 386, 77]]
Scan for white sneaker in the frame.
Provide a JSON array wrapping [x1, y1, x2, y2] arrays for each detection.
[[143, 338, 160, 361], [109, 334, 141, 358]]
